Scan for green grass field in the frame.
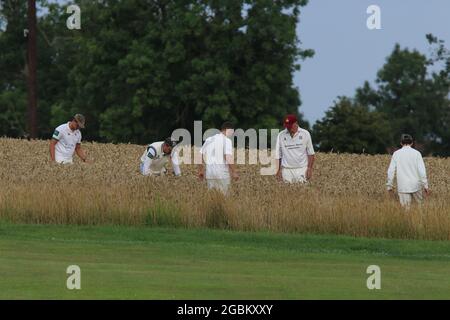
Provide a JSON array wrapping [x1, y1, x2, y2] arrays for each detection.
[[0, 223, 449, 299]]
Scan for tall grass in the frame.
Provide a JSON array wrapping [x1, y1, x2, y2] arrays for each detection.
[[0, 138, 449, 240]]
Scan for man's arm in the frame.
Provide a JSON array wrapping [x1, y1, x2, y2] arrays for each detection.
[[198, 147, 205, 180], [276, 159, 282, 180], [224, 138, 238, 180], [386, 156, 396, 191], [75, 143, 88, 162], [306, 133, 315, 180], [171, 150, 181, 176], [274, 133, 282, 180], [225, 154, 238, 180], [306, 154, 315, 180], [417, 154, 429, 194], [49, 139, 58, 161]]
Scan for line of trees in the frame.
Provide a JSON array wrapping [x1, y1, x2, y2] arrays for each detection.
[[313, 35, 450, 156], [0, 0, 313, 143], [1, 1, 449, 156]]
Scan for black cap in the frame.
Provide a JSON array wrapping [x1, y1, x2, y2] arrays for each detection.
[[164, 137, 178, 148], [401, 134, 413, 144]]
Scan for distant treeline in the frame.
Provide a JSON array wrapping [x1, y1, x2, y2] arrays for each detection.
[[0, 1, 449, 155]]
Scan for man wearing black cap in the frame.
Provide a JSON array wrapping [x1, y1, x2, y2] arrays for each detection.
[[139, 138, 181, 176], [50, 114, 90, 164], [274, 114, 315, 183], [387, 134, 430, 209]]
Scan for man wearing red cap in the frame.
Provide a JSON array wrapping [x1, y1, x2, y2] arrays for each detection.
[[274, 114, 315, 183]]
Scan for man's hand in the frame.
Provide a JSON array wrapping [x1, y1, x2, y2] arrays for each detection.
[[198, 169, 205, 181], [387, 189, 395, 198], [232, 171, 239, 181], [424, 188, 431, 197], [276, 170, 282, 181], [306, 167, 313, 180]]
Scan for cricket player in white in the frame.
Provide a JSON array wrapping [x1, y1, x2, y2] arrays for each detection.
[[140, 138, 181, 176], [49, 114, 90, 164], [198, 122, 239, 195], [275, 114, 315, 183], [387, 134, 430, 209]]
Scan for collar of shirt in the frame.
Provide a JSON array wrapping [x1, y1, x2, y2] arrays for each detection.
[[67, 122, 76, 133], [284, 128, 300, 138]]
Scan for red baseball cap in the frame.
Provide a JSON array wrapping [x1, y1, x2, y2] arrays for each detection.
[[283, 114, 298, 129]]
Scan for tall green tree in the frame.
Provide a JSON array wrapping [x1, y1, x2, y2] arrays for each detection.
[[2, 0, 312, 143], [313, 97, 391, 154], [0, 0, 28, 137], [355, 36, 450, 155]]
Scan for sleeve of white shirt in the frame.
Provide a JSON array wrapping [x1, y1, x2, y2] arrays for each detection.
[[274, 132, 281, 160], [417, 153, 429, 190], [306, 131, 315, 155], [77, 132, 82, 144], [224, 137, 232, 156], [52, 127, 62, 140], [386, 154, 397, 190], [171, 150, 181, 176], [199, 137, 210, 155]]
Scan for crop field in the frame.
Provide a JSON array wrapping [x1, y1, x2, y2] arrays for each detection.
[[0, 137, 450, 240]]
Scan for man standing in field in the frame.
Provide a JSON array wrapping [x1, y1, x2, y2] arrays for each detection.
[[275, 114, 315, 183], [49, 114, 90, 164], [198, 121, 239, 195], [387, 134, 430, 209], [139, 138, 181, 177]]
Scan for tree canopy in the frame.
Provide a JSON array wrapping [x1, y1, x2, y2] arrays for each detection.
[[0, 0, 313, 143], [313, 36, 450, 156]]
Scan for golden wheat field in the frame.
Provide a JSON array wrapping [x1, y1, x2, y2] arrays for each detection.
[[0, 137, 449, 240]]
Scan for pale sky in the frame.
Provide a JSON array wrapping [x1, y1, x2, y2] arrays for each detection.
[[295, 0, 450, 123]]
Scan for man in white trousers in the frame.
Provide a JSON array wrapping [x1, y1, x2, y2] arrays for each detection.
[[139, 138, 181, 177], [275, 114, 315, 183], [386, 134, 430, 209], [198, 121, 239, 195]]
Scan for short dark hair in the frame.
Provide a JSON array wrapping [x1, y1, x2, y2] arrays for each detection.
[[221, 121, 234, 131], [401, 134, 413, 145], [164, 137, 175, 148]]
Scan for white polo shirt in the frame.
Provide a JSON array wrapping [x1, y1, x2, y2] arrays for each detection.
[[200, 133, 233, 180], [275, 128, 315, 169], [387, 146, 429, 193], [52, 122, 82, 163]]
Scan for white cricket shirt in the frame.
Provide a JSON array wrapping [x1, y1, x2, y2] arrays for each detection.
[[52, 122, 82, 163], [275, 128, 315, 169], [386, 146, 429, 193], [140, 141, 181, 175], [200, 133, 233, 179]]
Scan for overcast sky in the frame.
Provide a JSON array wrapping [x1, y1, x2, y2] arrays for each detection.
[[295, 0, 450, 123]]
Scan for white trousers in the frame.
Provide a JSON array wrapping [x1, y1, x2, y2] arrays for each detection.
[[398, 191, 423, 209], [282, 167, 307, 184], [139, 162, 166, 176], [206, 178, 231, 195], [56, 158, 73, 165]]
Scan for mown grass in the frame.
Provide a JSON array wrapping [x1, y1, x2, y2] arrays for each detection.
[[0, 224, 449, 299]]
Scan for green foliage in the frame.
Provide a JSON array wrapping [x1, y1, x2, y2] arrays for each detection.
[[313, 97, 391, 154], [0, 0, 312, 143], [355, 40, 450, 155], [0, 0, 27, 137], [315, 36, 450, 155]]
